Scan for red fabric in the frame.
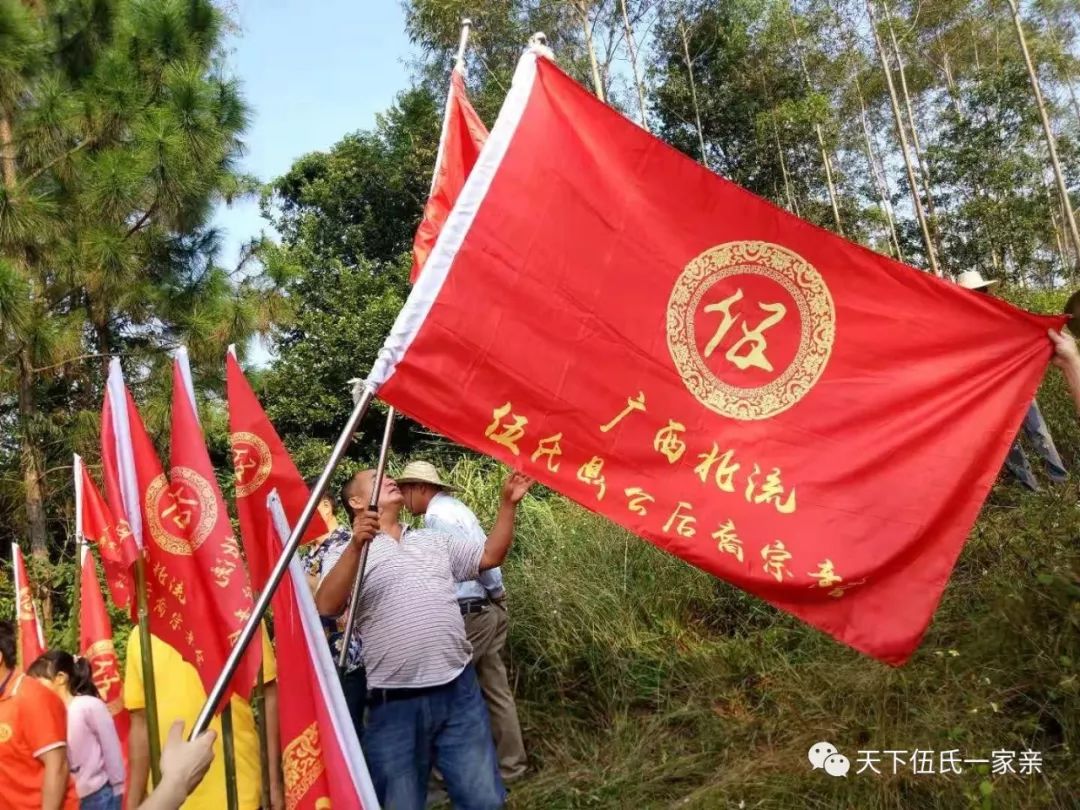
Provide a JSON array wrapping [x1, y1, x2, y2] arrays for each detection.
[[79, 553, 130, 761], [377, 57, 1065, 665], [79, 465, 136, 610], [226, 353, 327, 593], [270, 521, 368, 809], [409, 69, 488, 283], [11, 546, 44, 669], [166, 359, 260, 705]]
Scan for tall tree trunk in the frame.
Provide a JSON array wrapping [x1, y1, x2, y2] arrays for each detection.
[[1007, 0, 1080, 270], [867, 0, 942, 276], [0, 115, 15, 188], [854, 75, 903, 259], [4, 109, 50, 626], [882, 0, 938, 230], [1046, 182, 1070, 277], [787, 5, 843, 233], [760, 74, 799, 214], [679, 15, 708, 169], [577, 1, 606, 102], [18, 349, 48, 561], [772, 110, 799, 215], [619, 0, 649, 130]]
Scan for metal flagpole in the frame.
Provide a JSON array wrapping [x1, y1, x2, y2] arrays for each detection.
[[333, 16, 476, 676], [191, 385, 378, 738], [336, 406, 396, 674]]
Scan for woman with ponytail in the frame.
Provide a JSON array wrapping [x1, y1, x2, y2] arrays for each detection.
[[28, 651, 125, 810]]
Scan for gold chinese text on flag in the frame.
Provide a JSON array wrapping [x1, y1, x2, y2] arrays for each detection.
[[367, 52, 1064, 665]]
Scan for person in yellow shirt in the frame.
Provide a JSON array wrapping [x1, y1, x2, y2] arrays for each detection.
[[123, 629, 283, 810]]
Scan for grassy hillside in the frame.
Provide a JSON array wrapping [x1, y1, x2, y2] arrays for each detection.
[[445, 370, 1078, 809]]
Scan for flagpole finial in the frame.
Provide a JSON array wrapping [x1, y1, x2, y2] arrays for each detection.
[[455, 18, 473, 72], [527, 32, 554, 61]]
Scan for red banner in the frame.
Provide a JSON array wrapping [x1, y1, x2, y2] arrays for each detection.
[[267, 511, 378, 810], [226, 351, 326, 593], [79, 551, 130, 755], [369, 53, 1064, 665], [11, 544, 45, 668], [167, 351, 260, 701], [77, 456, 136, 610], [101, 358, 255, 705], [410, 68, 488, 283]]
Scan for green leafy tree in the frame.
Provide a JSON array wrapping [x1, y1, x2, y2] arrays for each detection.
[[259, 88, 442, 464], [0, 0, 278, 625]]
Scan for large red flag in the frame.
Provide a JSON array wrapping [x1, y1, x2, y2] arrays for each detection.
[[366, 52, 1065, 665], [75, 455, 137, 610], [410, 67, 488, 283], [79, 549, 130, 754], [168, 349, 260, 701], [226, 350, 327, 593], [11, 544, 45, 668], [267, 495, 378, 810]]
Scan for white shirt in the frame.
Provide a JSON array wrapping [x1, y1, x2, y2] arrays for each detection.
[[425, 491, 505, 602]]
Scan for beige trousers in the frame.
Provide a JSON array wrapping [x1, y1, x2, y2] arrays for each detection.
[[464, 602, 528, 781]]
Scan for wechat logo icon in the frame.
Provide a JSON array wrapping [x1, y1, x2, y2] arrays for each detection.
[[809, 742, 851, 777]]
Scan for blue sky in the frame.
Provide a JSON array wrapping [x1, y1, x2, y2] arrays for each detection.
[[214, 0, 415, 273]]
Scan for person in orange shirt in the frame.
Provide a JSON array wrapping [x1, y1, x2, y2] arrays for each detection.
[[0, 620, 78, 810]]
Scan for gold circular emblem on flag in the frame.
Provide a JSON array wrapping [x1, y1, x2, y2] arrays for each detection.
[[0, 723, 11, 744], [230, 431, 273, 498], [145, 468, 217, 556], [667, 240, 835, 420]]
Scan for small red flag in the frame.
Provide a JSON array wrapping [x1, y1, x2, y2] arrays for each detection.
[[79, 550, 130, 756], [410, 68, 488, 283], [368, 53, 1065, 665], [101, 357, 256, 706], [11, 544, 45, 668], [227, 351, 327, 593], [166, 350, 261, 702], [267, 502, 378, 810], [76, 455, 136, 610]]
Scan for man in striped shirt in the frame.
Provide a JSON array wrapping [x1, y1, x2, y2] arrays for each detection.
[[316, 468, 533, 810]]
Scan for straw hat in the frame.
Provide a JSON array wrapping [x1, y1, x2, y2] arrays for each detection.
[[956, 270, 1000, 291], [396, 460, 457, 490]]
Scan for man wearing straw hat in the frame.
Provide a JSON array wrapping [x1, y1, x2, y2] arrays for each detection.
[[396, 461, 528, 785], [958, 270, 1069, 489], [316, 467, 532, 810]]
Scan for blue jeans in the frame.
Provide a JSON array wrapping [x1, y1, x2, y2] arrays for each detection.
[[80, 785, 121, 810], [363, 664, 505, 810], [1005, 401, 1068, 491]]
